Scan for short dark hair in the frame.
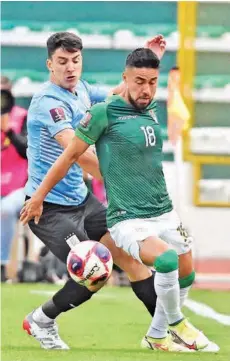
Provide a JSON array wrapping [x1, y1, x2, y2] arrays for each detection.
[[47, 32, 83, 58], [126, 48, 160, 69]]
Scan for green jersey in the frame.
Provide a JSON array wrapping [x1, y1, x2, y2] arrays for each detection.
[[76, 95, 172, 228]]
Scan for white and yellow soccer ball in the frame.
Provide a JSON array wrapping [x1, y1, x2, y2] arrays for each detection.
[[67, 240, 113, 290]]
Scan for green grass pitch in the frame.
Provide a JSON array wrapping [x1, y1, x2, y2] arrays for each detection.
[[2, 284, 230, 361]]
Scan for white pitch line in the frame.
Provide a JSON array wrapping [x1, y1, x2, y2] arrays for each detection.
[[185, 299, 230, 326], [30, 290, 230, 325], [195, 273, 230, 283]]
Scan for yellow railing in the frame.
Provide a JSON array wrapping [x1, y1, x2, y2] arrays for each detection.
[[177, 1, 230, 207], [177, 1, 197, 160], [193, 160, 230, 207]]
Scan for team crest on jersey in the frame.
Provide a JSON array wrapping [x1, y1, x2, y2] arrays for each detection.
[[80, 112, 92, 128], [149, 109, 158, 123], [49, 108, 66, 123]]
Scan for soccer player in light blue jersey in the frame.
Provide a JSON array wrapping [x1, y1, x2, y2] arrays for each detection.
[[21, 32, 168, 350]]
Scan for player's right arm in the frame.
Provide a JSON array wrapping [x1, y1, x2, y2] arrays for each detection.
[[20, 103, 108, 225], [54, 128, 102, 181]]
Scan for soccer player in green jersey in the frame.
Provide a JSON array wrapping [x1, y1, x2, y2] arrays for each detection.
[[21, 48, 216, 352]]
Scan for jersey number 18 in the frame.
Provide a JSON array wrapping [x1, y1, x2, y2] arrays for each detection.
[[141, 126, 156, 147]]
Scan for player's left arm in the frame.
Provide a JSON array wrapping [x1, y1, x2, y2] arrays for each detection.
[[20, 103, 108, 225], [20, 136, 90, 225], [145, 34, 166, 60]]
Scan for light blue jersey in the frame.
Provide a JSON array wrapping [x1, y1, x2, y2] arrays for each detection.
[[25, 80, 107, 206]]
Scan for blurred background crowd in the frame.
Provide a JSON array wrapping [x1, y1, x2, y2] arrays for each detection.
[[1, 1, 230, 288]]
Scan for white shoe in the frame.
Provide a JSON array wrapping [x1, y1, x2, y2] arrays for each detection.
[[171, 331, 220, 353], [141, 334, 194, 352], [169, 318, 211, 351], [198, 342, 220, 353], [23, 311, 69, 350]]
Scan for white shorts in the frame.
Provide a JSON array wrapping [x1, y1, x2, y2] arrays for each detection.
[[109, 210, 193, 263]]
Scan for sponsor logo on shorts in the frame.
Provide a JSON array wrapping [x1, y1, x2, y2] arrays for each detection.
[[49, 107, 66, 122], [136, 228, 148, 233], [65, 234, 80, 248]]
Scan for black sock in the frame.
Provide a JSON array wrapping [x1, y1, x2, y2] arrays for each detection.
[[42, 279, 94, 318], [42, 300, 62, 319], [130, 271, 157, 317]]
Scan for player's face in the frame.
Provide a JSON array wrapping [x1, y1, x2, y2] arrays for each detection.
[[123, 67, 159, 109], [47, 48, 82, 92]]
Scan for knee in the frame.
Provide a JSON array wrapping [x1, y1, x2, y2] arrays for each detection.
[[154, 249, 179, 273], [179, 270, 196, 288]]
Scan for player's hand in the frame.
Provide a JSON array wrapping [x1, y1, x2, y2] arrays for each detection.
[[20, 197, 43, 225], [145, 34, 166, 60]]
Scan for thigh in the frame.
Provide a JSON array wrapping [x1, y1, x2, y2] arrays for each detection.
[[84, 195, 152, 280], [159, 211, 193, 256], [83, 193, 108, 242], [28, 203, 88, 263], [100, 232, 152, 281], [109, 218, 155, 263]]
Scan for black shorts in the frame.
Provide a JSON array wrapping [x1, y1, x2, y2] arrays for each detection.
[[27, 193, 107, 263]]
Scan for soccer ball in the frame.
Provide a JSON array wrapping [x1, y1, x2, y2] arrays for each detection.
[[66, 241, 113, 289]]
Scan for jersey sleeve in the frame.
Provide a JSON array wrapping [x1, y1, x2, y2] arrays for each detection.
[[75, 103, 108, 145], [36, 96, 73, 137], [82, 81, 108, 105]]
